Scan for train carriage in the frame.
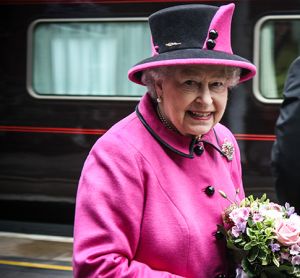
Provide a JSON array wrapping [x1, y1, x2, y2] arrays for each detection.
[[1, 0, 300, 224]]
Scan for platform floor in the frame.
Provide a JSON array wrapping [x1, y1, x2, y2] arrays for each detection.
[[0, 231, 73, 277]]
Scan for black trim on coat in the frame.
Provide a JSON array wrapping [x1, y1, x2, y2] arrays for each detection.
[[136, 105, 195, 158], [135, 105, 229, 160]]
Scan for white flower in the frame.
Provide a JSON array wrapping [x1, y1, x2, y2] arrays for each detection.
[[259, 204, 284, 221], [289, 214, 300, 227]]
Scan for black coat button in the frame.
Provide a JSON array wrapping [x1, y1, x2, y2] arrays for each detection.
[[215, 230, 224, 240], [205, 185, 215, 196], [216, 275, 226, 278], [193, 145, 204, 156], [209, 29, 218, 40], [206, 39, 216, 49]]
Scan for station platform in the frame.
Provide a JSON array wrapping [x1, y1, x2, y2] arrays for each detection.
[[0, 226, 73, 277]]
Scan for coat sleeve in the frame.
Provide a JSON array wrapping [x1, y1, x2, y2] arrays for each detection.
[[73, 137, 183, 278], [271, 56, 300, 207]]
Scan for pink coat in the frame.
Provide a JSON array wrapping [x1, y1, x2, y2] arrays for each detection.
[[73, 93, 245, 278]]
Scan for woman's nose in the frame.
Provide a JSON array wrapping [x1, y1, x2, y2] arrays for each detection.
[[195, 86, 213, 105]]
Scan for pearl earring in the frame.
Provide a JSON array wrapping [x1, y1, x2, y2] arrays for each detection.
[[157, 97, 162, 103]]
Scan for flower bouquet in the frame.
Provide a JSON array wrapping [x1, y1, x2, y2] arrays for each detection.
[[218, 192, 300, 277]]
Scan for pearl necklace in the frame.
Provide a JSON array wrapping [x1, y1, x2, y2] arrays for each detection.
[[156, 105, 179, 133]]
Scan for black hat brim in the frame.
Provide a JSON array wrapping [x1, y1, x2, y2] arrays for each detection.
[[128, 48, 256, 85]]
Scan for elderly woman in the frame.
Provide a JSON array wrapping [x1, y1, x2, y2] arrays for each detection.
[[73, 3, 256, 278]]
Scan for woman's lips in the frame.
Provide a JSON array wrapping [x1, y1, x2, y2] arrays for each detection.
[[188, 111, 212, 120]]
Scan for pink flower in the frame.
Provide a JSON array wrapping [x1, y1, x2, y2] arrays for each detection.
[[252, 212, 263, 223], [229, 207, 250, 224], [231, 226, 241, 238], [280, 252, 290, 262], [290, 244, 300, 255], [292, 255, 300, 265], [229, 207, 250, 237], [267, 202, 283, 212], [275, 216, 300, 246]]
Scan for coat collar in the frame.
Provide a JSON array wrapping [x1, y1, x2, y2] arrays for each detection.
[[136, 93, 229, 159]]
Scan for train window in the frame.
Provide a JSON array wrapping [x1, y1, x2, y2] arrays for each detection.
[[27, 19, 151, 100], [254, 16, 300, 103]]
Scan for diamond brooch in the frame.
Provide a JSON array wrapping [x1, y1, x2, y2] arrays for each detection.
[[221, 139, 234, 161]]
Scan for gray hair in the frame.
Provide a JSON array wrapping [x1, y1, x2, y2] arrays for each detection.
[[141, 65, 241, 99]]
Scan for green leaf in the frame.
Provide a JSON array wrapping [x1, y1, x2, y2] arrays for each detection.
[[227, 240, 239, 250], [261, 193, 267, 202], [241, 258, 257, 277], [258, 249, 267, 260], [246, 227, 257, 237], [248, 246, 259, 262], [249, 195, 254, 202], [265, 227, 275, 237], [256, 222, 263, 230], [261, 264, 293, 277], [248, 218, 254, 228], [244, 242, 253, 250], [272, 256, 280, 267]]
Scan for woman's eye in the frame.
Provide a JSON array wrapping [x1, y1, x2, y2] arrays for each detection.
[[210, 82, 225, 91], [184, 80, 197, 86], [212, 82, 223, 87]]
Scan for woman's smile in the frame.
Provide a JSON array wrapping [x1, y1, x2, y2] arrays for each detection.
[[187, 110, 213, 121]]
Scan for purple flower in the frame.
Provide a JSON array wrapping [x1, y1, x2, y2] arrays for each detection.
[[236, 221, 247, 233], [280, 252, 290, 262], [292, 255, 300, 265], [231, 221, 247, 238], [270, 243, 280, 252], [229, 207, 250, 224], [252, 212, 263, 223], [285, 203, 295, 217], [231, 226, 241, 238], [229, 207, 249, 238], [290, 244, 300, 255]]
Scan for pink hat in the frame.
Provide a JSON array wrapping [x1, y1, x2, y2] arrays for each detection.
[[128, 3, 256, 85]]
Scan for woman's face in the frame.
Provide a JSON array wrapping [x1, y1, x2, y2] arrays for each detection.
[[155, 66, 231, 137]]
